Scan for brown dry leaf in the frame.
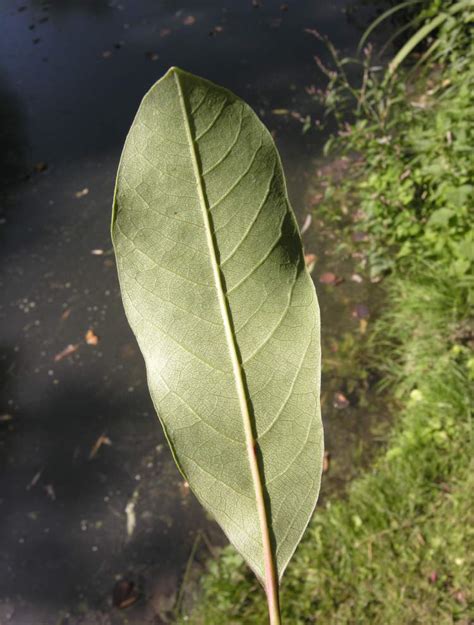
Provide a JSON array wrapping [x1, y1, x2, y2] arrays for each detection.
[[183, 15, 196, 25], [322, 451, 330, 473], [179, 480, 190, 498], [60, 308, 72, 321], [453, 590, 467, 606], [54, 343, 79, 362], [113, 580, 139, 609], [85, 329, 99, 346], [309, 191, 324, 205], [333, 392, 349, 410], [89, 432, 112, 460], [319, 272, 343, 286], [304, 253, 317, 273], [74, 187, 89, 198]]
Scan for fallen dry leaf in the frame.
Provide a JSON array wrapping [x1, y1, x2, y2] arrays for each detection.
[[333, 392, 349, 410], [27, 470, 43, 490], [319, 272, 343, 286], [183, 15, 196, 25], [453, 590, 467, 606], [304, 253, 317, 273], [60, 308, 72, 321], [308, 191, 324, 205], [350, 273, 363, 283], [113, 579, 139, 609], [300, 213, 312, 235], [54, 343, 79, 362], [74, 187, 89, 198], [85, 329, 99, 346], [89, 432, 112, 460], [323, 451, 330, 473], [179, 480, 190, 498]]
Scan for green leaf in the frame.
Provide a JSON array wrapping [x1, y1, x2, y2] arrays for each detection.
[[427, 207, 455, 227], [112, 67, 323, 595]]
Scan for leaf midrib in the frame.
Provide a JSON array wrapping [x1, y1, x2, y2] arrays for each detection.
[[173, 69, 277, 587]]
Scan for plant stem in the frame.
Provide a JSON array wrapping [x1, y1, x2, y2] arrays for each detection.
[[266, 581, 282, 625]]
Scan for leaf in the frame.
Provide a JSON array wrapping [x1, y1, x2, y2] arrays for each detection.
[[427, 207, 455, 228], [112, 67, 323, 598], [319, 271, 343, 285], [85, 328, 100, 345], [53, 343, 79, 362], [113, 580, 139, 609], [304, 253, 317, 273]]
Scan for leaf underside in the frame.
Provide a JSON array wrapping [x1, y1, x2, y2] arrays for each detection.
[[112, 67, 323, 584]]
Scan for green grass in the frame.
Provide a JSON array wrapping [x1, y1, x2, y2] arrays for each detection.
[[182, 271, 473, 624]]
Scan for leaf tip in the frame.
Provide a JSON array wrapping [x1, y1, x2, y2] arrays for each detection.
[[165, 65, 186, 79]]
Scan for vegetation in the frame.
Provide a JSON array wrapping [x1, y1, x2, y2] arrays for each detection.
[[313, 0, 473, 282], [181, 2, 474, 623]]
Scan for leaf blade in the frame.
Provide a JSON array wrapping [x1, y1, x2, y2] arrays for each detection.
[[112, 67, 323, 585]]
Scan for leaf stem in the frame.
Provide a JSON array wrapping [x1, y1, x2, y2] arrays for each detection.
[[266, 581, 282, 625]]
